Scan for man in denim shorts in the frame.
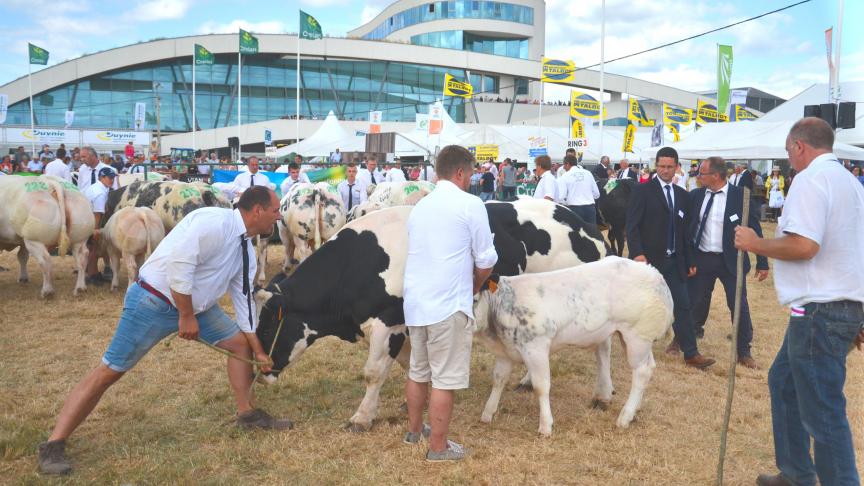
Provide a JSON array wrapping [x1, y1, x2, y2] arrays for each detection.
[[736, 118, 864, 486], [38, 187, 289, 475], [402, 145, 498, 461]]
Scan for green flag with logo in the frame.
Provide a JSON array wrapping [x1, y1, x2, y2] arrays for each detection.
[[239, 29, 258, 54], [300, 10, 323, 40], [29, 43, 49, 65], [716, 45, 733, 116], [194, 44, 214, 65]]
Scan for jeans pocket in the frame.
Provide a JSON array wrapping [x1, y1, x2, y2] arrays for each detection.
[[824, 320, 862, 356], [134, 293, 175, 316]]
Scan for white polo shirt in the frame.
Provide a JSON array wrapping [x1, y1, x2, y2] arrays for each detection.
[[403, 180, 498, 326], [533, 171, 558, 201], [83, 182, 110, 213], [44, 158, 71, 181], [774, 153, 864, 307], [385, 167, 406, 183], [562, 167, 600, 206]]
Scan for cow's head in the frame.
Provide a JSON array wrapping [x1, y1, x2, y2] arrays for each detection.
[[254, 287, 319, 378], [472, 275, 500, 333]]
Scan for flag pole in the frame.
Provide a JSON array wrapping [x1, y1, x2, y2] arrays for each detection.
[[237, 49, 242, 163], [599, 0, 605, 161], [192, 45, 196, 156], [834, 0, 844, 102], [28, 60, 35, 157], [296, 30, 301, 144]]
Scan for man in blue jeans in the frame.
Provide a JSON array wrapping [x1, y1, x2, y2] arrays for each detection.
[[37, 186, 289, 475], [736, 117, 864, 486]]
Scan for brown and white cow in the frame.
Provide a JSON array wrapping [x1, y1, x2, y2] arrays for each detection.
[[277, 182, 346, 273], [0, 175, 94, 297], [473, 257, 673, 436], [347, 181, 435, 221], [99, 207, 166, 291]]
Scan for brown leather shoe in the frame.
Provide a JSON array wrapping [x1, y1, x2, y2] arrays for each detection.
[[684, 354, 716, 369], [738, 356, 760, 369], [756, 473, 795, 486], [665, 338, 681, 356]]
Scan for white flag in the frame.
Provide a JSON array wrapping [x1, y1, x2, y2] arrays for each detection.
[[134, 102, 146, 130], [0, 94, 7, 125], [64, 110, 75, 128]]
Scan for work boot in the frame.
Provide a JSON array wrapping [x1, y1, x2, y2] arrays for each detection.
[[236, 409, 294, 431], [37, 440, 72, 475]]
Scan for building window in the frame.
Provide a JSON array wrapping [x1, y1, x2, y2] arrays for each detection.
[[515, 78, 528, 95], [364, 1, 534, 40]]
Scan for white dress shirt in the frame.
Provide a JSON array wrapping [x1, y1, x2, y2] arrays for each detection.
[[358, 168, 383, 186], [83, 182, 110, 213], [138, 207, 258, 332], [696, 184, 727, 253], [233, 170, 271, 191], [385, 167, 406, 183], [44, 159, 71, 181], [729, 172, 741, 186], [417, 166, 436, 182], [78, 162, 118, 191], [773, 153, 864, 307], [659, 179, 676, 208], [403, 180, 498, 326], [533, 171, 558, 201], [280, 173, 310, 195], [562, 167, 600, 206], [337, 179, 367, 210]]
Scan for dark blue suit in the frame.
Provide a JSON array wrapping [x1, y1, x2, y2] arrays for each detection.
[[687, 183, 769, 358]]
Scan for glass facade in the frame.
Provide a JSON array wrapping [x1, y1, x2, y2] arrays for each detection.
[[362, 1, 533, 40], [410, 30, 528, 59], [6, 56, 466, 131]]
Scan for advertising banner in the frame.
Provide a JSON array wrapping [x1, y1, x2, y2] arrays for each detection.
[[570, 91, 606, 119], [469, 144, 499, 161], [6, 128, 78, 144], [528, 136, 547, 157], [81, 130, 151, 146], [369, 111, 382, 134], [541, 58, 575, 83], [428, 103, 443, 135]]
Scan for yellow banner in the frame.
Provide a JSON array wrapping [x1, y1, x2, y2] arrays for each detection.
[[570, 90, 606, 119], [735, 105, 757, 121], [443, 73, 473, 98], [471, 144, 499, 161], [663, 104, 693, 125], [627, 98, 654, 126], [570, 117, 584, 139], [622, 123, 636, 153], [696, 100, 729, 123], [541, 58, 575, 83], [669, 124, 680, 142]]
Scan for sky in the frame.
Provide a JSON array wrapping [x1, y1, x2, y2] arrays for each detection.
[[0, 0, 861, 103]]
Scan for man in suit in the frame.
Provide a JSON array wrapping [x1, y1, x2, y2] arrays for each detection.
[[626, 147, 715, 369], [592, 155, 612, 181], [688, 158, 769, 369], [617, 158, 639, 181], [728, 162, 753, 190]]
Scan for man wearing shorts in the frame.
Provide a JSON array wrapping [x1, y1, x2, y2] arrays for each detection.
[[402, 145, 498, 461], [38, 187, 289, 475]]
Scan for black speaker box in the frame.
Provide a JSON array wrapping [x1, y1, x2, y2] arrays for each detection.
[[228, 136, 240, 150], [803, 104, 821, 118], [838, 102, 856, 129], [819, 103, 837, 129]]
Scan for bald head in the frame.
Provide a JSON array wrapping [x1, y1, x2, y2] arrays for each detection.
[[788, 117, 834, 151]]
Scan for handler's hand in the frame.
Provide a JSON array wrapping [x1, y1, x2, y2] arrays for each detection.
[[634, 255, 647, 263], [178, 314, 200, 340], [855, 328, 864, 352], [734, 226, 758, 252], [688, 266, 697, 278], [254, 351, 273, 373], [755, 269, 769, 281]]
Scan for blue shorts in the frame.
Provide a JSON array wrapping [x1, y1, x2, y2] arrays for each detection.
[[102, 283, 240, 372]]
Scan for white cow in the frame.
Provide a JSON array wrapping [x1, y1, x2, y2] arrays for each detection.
[[99, 207, 166, 291], [347, 181, 435, 221], [277, 182, 346, 273], [0, 175, 94, 297], [473, 257, 673, 435]]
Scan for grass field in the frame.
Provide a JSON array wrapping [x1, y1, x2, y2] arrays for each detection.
[[1, 224, 862, 485]]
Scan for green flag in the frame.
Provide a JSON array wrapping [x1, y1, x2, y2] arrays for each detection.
[[239, 29, 258, 55], [300, 10, 323, 40], [194, 44, 214, 65], [28, 43, 49, 65], [716, 44, 733, 116]]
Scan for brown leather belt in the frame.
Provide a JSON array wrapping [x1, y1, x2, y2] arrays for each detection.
[[136, 279, 174, 308]]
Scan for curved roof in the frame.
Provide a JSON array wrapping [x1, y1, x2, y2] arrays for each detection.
[[1, 33, 705, 110]]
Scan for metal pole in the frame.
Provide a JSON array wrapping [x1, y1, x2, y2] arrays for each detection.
[[599, 0, 605, 160], [28, 62, 35, 157], [237, 50, 242, 163], [155, 90, 162, 156], [296, 34, 301, 143], [192, 46, 196, 156], [834, 0, 844, 102], [538, 76, 543, 137]]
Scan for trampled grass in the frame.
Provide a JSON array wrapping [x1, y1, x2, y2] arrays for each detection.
[[1, 223, 861, 485]]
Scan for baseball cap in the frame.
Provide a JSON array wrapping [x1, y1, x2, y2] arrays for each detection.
[[98, 167, 116, 178]]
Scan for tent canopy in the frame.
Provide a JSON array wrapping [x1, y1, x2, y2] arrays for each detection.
[[639, 120, 864, 161], [274, 111, 364, 158]]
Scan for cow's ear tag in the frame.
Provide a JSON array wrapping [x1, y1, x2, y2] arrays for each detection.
[[488, 280, 498, 293]]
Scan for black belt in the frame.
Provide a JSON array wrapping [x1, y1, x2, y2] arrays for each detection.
[[697, 250, 723, 256], [136, 279, 174, 308]]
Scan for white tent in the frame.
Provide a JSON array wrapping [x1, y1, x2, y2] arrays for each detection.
[[639, 120, 864, 161], [274, 111, 364, 158]]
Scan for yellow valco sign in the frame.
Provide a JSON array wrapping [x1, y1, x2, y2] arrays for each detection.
[[541, 58, 575, 83]]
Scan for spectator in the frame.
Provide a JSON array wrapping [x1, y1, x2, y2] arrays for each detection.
[[44, 157, 72, 181], [37, 144, 54, 161], [469, 165, 482, 195], [0, 156, 13, 174], [765, 166, 785, 221], [479, 165, 495, 201], [852, 166, 864, 186], [673, 163, 689, 190], [13, 146, 27, 169], [532, 155, 558, 201], [409, 165, 420, 181], [124, 142, 135, 160], [417, 162, 436, 183], [499, 158, 517, 200], [616, 158, 638, 181], [329, 148, 342, 165], [27, 156, 45, 174], [559, 155, 599, 224], [639, 166, 651, 184]]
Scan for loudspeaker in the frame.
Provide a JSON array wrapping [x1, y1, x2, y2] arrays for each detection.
[[819, 103, 837, 129], [838, 102, 856, 129], [803, 105, 821, 118], [228, 136, 240, 150]]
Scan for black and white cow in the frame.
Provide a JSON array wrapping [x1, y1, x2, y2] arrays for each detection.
[[255, 198, 609, 431], [596, 179, 634, 257]]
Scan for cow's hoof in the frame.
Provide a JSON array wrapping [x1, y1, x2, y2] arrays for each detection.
[[616, 414, 635, 428], [590, 399, 610, 411], [110, 286, 119, 292], [480, 413, 494, 424], [514, 383, 533, 393], [344, 422, 371, 433], [18, 277, 29, 283], [41, 290, 55, 299], [538, 427, 552, 438], [256, 374, 278, 385]]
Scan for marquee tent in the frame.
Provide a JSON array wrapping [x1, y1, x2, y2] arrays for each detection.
[[274, 112, 364, 158]]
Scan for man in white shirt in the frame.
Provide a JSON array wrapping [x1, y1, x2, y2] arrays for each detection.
[[532, 155, 558, 202], [736, 118, 864, 486], [358, 156, 383, 186], [27, 157, 46, 174], [559, 155, 599, 224], [385, 161, 407, 183], [417, 162, 437, 182], [37, 187, 289, 476], [77, 146, 118, 192], [233, 157, 271, 192], [279, 163, 310, 196], [403, 145, 498, 462], [337, 164, 367, 211], [44, 157, 72, 181], [329, 149, 342, 165]]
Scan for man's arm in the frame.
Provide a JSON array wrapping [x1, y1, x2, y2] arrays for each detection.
[[734, 227, 819, 261], [171, 291, 199, 340], [473, 266, 494, 295]]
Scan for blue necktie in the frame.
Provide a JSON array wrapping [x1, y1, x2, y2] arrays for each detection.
[[664, 185, 675, 254], [693, 191, 717, 250]]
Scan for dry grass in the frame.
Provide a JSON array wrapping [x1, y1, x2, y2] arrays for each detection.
[[0, 223, 862, 485]]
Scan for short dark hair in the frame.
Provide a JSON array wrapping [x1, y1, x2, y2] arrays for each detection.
[[789, 117, 834, 150], [237, 186, 275, 211], [436, 145, 474, 179], [288, 162, 299, 171], [655, 147, 679, 165], [535, 155, 552, 171], [366, 155, 377, 162], [346, 162, 356, 168], [565, 148, 576, 155], [705, 157, 727, 179], [563, 155, 578, 167]]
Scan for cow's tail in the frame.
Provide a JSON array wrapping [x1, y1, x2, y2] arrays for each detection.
[[139, 208, 154, 259], [313, 186, 322, 250], [45, 178, 70, 256]]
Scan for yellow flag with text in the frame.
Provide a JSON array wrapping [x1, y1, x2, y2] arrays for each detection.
[[669, 124, 680, 142], [570, 117, 584, 138], [541, 58, 575, 83], [696, 100, 729, 123], [627, 98, 654, 126], [570, 91, 606, 119], [443, 73, 473, 98], [622, 123, 636, 153], [663, 104, 693, 125]]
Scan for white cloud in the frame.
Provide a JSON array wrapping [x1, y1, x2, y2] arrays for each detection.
[[197, 20, 287, 35], [128, 0, 191, 21], [361, 5, 383, 25]]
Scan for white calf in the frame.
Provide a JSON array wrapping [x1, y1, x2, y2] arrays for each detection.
[[100, 207, 165, 291], [473, 256, 673, 436]]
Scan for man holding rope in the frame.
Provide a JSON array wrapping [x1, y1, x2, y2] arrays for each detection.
[[38, 186, 289, 476], [735, 118, 864, 486]]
